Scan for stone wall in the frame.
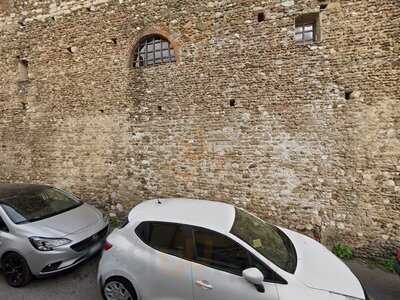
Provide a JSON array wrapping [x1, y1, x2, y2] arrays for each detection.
[[0, 0, 399, 258]]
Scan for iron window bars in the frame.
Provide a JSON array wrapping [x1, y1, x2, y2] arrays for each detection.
[[135, 36, 176, 68]]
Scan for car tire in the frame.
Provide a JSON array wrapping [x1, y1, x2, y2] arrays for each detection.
[[103, 276, 137, 300], [1, 252, 32, 287]]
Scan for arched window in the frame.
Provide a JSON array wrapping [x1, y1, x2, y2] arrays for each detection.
[[134, 35, 176, 68]]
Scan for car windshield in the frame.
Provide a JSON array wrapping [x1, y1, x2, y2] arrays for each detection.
[[231, 208, 297, 274], [0, 188, 81, 224]]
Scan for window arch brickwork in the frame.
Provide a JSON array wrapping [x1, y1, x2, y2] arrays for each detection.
[[129, 26, 181, 69]]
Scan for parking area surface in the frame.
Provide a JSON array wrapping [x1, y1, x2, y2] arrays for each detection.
[[0, 256, 399, 300], [0, 255, 101, 300], [345, 259, 400, 300]]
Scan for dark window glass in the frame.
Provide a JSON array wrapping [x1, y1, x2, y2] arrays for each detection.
[[0, 216, 8, 232], [0, 188, 82, 224], [134, 36, 176, 68], [193, 226, 286, 283], [231, 208, 297, 274], [295, 23, 315, 43], [136, 222, 189, 259], [193, 228, 249, 276], [135, 222, 149, 242]]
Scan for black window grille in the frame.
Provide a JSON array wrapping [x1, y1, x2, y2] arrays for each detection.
[[134, 36, 176, 68]]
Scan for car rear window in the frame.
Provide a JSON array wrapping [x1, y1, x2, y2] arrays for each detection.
[[135, 222, 190, 259], [0, 216, 8, 232]]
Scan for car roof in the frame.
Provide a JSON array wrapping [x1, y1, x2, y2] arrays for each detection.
[[0, 183, 50, 200], [128, 198, 236, 233]]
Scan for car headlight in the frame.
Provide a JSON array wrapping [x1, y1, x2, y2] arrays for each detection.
[[29, 237, 72, 251]]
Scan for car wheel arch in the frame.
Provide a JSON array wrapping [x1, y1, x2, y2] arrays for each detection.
[[2, 249, 34, 268], [1, 251, 33, 287], [103, 275, 139, 300], [101, 269, 142, 299], [1, 250, 25, 262]]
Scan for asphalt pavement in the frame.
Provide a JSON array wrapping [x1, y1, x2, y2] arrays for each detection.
[[0, 256, 399, 300], [345, 259, 400, 300]]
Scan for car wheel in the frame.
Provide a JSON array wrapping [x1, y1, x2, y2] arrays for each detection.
[[1, 252, 32, 287], [103, 277, 137, 300]]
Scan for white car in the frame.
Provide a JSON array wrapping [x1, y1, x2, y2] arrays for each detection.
[[98, 199, 369, 300]]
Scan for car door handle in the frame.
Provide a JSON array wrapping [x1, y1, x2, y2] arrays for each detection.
[[196, 280, 213, 290]]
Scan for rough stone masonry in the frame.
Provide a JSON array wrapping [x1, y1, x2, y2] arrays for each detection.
[[0, 0, 399, 258]]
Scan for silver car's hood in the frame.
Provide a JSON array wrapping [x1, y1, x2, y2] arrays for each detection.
[[17, 203, 102, 238]]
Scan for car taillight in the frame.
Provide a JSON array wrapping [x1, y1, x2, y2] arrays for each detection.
[[103, 241, 113, 251]]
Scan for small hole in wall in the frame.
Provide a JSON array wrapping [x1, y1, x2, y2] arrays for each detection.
[[320, 4, 328, 10], [99, 109, 104, 113], [345, 90, 353, 100], [257, 12, 265, 22], [111, 38, 117, 45], [229, 100, 236, 107], [67, 46, 77, 54], [157, 105, 162, 111], [21, 102, 27, 110], [18, 18, 26, 27], [18, 58, 29, 82]]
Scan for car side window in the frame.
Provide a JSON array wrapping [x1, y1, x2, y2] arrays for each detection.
[[135, 222, 191, 260], [0, 216, 9, 232], [193, 227, 249, 276], [192, 227, 286, 283]]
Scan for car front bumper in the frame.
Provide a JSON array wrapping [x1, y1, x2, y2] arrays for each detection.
[[27, 223, 109, 275]]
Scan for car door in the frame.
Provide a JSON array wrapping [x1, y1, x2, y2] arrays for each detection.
[[134, 221, 194, 300], [190, 226, 280, 300]]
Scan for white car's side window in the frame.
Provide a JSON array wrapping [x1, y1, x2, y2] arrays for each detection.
[[192, 227, 286, 284], [135, 221, 192, 260], [193, 227, 249, 276], [134, 221, 287, 284], [0, 215, 8, 232]]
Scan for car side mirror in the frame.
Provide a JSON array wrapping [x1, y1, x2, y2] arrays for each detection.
[[243, 268, 265, 293]]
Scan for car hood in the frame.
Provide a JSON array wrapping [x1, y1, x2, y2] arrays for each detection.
[[281, 228, 365, 299], [19, 203, 102, 238]]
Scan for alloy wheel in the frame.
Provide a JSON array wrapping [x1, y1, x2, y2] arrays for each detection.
[[3, 255, 26, 286], [104, 281, 134, 300]]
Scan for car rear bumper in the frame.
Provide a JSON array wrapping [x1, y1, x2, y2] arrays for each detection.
[[27, 224, 109, 275]]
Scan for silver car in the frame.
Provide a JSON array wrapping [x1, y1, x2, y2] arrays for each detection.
[[0, 183, 109, 287]]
